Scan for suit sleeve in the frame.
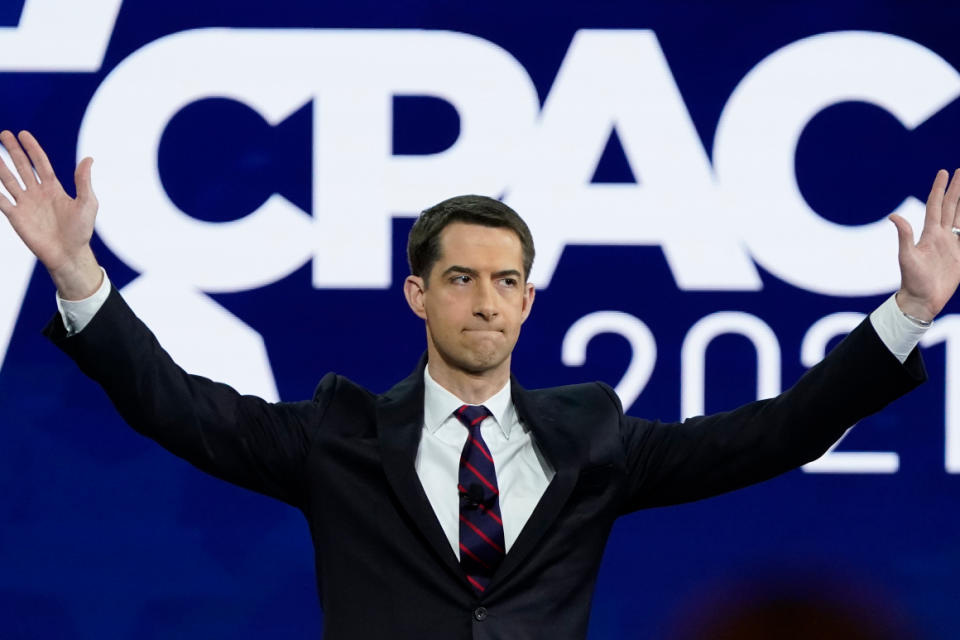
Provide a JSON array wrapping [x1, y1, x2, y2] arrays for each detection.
[[608, 317, 926, 515], [43, 286, 334, 509]]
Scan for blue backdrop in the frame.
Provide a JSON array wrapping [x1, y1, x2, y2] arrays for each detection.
[[1, 1, 959, 638]]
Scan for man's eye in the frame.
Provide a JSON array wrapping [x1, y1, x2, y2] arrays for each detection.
[[451, 275, 471, 284], [500, 278, 518, 287]]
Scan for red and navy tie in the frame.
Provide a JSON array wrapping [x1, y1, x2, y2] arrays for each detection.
[[454, 404, 504, 594]]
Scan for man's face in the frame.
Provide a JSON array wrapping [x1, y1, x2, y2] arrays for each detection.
[[405, 222, 535, 376]]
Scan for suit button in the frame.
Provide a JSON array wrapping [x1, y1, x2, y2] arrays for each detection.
[[473, 607, 488, 621]]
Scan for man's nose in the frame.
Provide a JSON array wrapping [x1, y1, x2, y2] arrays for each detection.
[[473, 281, 498, 320]]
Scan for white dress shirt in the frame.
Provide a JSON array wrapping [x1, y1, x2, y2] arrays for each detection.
[[418, 365, 554, 556], [56, 269, 928, 558]]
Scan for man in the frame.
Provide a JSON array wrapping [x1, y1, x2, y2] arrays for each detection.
[[1, 128, 958, 639]]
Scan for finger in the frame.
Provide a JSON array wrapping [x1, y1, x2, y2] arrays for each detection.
[[0, 133, 25, 196], [18, 130, 57, 185], [0, 167, 20, 205], [943, 168, 960, 228], [2, 129, 38, 187], [952, 176, 960, 229], [890, 213, 915, 257], [74, 157, 95, 204], [0, 188, 14, 215], [924, 169, 949, 233]]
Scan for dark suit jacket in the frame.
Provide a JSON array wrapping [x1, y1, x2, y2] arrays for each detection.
[[45, 288, 926, 639]]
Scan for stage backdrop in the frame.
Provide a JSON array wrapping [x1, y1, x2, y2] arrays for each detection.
[[1, 0, 958, 638]]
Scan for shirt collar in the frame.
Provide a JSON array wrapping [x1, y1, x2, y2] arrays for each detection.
[[423, 364, 516, 439]]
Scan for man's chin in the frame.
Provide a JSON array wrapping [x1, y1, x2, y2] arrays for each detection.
[[453, 348, 509, 376], [461, 356, 502, 374], [428, 334, 514, 376]]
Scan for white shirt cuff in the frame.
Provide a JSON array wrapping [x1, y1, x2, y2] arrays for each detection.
[[56, 267, 111, 336], [869, 293, 928, 364]]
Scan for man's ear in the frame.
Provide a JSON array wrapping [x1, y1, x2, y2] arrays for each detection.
[[520, 281, 536, 324], [404, 275, 428, 320]]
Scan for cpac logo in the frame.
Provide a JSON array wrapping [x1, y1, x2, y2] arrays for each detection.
[[4, 3, 959, 294], [80, 30, 957, 295], [2, 2, 959, 408]]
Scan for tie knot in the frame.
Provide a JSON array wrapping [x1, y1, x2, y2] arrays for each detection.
[[454, 404, 491, 430]]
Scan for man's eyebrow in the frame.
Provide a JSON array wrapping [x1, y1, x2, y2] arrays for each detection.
[[442, 265, 479, 277], [441, 266, 523, 279]]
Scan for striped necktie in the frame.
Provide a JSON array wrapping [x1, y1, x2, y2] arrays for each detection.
[[454, 404, 505, 594]]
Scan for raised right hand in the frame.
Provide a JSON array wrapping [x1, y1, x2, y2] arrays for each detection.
[[0, 130, 102, 300]]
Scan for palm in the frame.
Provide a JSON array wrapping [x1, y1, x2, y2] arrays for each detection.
[[0, 130, 98, 273], [891, 169, 960, 320]]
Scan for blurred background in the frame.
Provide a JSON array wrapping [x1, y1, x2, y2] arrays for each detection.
[[0, 0, 958, 637]]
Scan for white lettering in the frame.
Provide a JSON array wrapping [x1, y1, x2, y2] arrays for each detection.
[[79, 29, 539, 291], [714, 31, 960, 295], [800, 312, 899, 473], [680, 312, 780, 419], [0, 147, 35, 373], [313, 31, 539, 288], [920, 315, 960, 473], [562, 311, 656, 411], [509, 30, 761, 291], [79, 29, 315, 292], [121, 275, 279, 400], [0, 0, 122, 71]]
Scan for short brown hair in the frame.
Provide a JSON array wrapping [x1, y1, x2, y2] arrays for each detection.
[[407, 195, 535, 284]]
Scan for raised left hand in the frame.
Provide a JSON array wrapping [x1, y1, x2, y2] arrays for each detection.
[[889, 169, 960, 322], [0, 130, 101, 300]]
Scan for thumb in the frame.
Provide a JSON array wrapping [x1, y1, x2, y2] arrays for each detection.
[[889, 213, 914, 256], [74, 157, 95, 203]]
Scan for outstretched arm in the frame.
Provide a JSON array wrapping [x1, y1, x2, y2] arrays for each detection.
[[1, 130, 321, 505], [615, 170, 960, 513], [890, 168, 960, 322], [0, 130, 102, 300]]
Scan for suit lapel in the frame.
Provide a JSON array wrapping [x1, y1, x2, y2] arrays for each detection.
[[376, 356, 471, 589], [377, 362, 582, 595], [487, 379, 580, 593]]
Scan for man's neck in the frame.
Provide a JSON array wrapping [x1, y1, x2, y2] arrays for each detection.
[[426, 355, 510, 405]]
